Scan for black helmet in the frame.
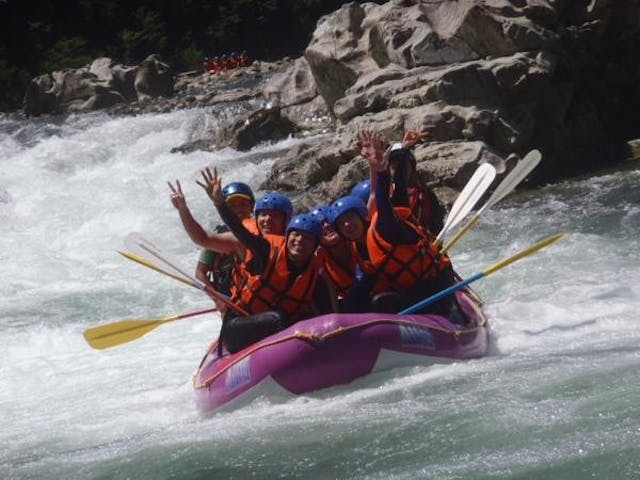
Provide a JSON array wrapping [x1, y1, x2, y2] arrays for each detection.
[[388, 142, 417, 171], [221, 182, 255, 205]]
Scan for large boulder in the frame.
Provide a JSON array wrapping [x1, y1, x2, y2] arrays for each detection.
[[22, 55, 176, 115], [134, 54, 174, 101], [263, 57, 318, 108], [23, 74, 57, 116], [262, 56, 333, 134], [304, 2, 370, 114], [216, 106, 299, 151]]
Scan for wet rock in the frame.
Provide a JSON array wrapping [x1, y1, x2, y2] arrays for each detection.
[[216, 107, 299, 151], [134, 54, 174, 100]]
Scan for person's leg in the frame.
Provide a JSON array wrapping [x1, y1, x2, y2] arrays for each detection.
[[339, 280, 373, 313], [370, 291, 402, 313], [221, 310, 290, 353], [397, 266, 458, 316]]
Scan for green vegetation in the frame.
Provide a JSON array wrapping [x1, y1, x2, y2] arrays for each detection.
[[0, 0, 378, 111]]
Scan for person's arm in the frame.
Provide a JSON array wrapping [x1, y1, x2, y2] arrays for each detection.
[[197, 167, 271, 272], [168, 180, 243, 255], [195, 249, 217, 285], [217, 201, 270, 267], [359, 135, 420, 245], [374, 170, 420, 244], [339, 267, 374, 313], [367, 160, 377, 217], [358, 131, 387, 218], [195, 258, 227, 309]]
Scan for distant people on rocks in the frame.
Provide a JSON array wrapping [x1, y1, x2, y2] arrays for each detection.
[[203, 51, 250, 75]]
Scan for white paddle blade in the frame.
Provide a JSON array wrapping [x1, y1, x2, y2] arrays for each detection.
[[124, 233, 205, 289], [436, 163, 497, 242], [479, 149, 542, 214]]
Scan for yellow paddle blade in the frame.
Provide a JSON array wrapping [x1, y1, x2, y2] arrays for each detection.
[[83, 316, 178, 350], [483, 232, 569, 276]]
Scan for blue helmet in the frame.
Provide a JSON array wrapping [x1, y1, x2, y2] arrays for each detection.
[[255, 192, 293, 222], [328, 195, 368, 226], [222, 182, 255, 204], [286, 213, 323, 240], [310, 204, 330, 223], [350, 179, 371, 203]]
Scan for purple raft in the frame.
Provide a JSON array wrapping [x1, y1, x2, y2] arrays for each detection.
[[192, 290, 489, 413]]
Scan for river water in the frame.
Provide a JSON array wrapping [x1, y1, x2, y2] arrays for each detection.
[[1, 109, 638, 479]]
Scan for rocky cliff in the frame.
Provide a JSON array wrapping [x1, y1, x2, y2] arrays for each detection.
[[23, 0, 640, 206], [259, 0, 640, 205]]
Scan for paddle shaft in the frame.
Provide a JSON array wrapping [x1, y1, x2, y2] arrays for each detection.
[[125, 234, 249, 315], [171, 307, 219, 321], [119, 248, 248, 316], [119, 250, 197, 288], [399, 232, 568, 315], [440, 215, 479, 254]]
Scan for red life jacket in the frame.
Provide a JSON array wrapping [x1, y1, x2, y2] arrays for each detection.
[[407, 185, 444, 236]]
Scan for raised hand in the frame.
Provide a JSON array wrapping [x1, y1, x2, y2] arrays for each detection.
[[196, 167, 224, 206], [357, 131, 381, 161], [402, 130, 427, 149], [168, 180, 187, 210], [358, 131, 388, 172]]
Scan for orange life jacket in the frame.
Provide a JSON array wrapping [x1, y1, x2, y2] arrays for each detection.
[[366, 207, 449, 293], [229, 220, 278, 300], [242, 217, 260, 235], [321, 244, 357, 297], [232, 236, 322, 320]]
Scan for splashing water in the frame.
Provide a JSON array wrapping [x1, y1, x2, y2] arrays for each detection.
[[1, 109, 639, 479]]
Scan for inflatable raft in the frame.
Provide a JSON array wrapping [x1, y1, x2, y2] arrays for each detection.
[[192, 290, 489, 413]]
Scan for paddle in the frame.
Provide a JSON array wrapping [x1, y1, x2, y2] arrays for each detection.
[[122, 233, 248, 316], [435, 163, 497, 246], [441, 150, 542, 254], [399, 232, 568, 315], [118, 250, 199, 288], [83, 307, 218, 350]]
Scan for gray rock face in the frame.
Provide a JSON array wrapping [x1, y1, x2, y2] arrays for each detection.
[[23, 75, 57, 116], [21, 0, 640, 201], [23, 55, 175, 116], [134, 54, 174, 101], [259, 0, 640, 200], [263, 57, 318, 108], [216, 107, 299, 152]]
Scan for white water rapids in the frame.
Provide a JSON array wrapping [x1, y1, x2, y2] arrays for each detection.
[[1, 109, 638, 479]]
